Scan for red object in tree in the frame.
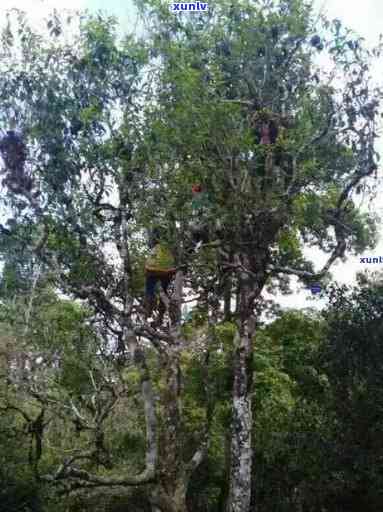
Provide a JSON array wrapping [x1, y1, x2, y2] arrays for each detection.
[[192, 183, 202, 193]]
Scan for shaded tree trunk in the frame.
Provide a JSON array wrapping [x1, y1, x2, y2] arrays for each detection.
[[151, 347, 188, 512], [226, 328, 254, 511], [226, 270, 257, 512], [150, 483, 187, 512], [150, 270, 208, 512]]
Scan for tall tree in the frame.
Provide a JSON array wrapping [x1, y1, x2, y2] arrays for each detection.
[[135, 0, 382, 510], [0, 1, 382, 511]]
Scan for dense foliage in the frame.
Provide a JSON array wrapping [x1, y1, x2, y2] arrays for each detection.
[[0, 1, 382, 511], [2, 278, 383, 511]]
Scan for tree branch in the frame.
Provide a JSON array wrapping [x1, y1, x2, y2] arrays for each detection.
[[46, 465, 155, 487], [269, 237, 345, 280], [77, 286, 122, 318]]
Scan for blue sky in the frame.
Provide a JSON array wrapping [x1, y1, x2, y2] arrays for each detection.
[[84, 0, 137, 29], [84, 0, 134, 14]]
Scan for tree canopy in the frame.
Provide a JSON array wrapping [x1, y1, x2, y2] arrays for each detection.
[[0, 1, 382, 511]]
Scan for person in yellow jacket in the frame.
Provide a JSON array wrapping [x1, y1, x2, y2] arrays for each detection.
[[144, 228, 176, 320]]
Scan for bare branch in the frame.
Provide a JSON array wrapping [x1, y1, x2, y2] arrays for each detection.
[[269, 265, 319, 279], [134, 324, 172, 344], [62, 466, 155, 486], [77, 286, 122, 317], [336, 166, 375, 211], [219, 99, 253, 106], [23, 265, 42, 337], [186, 439, 208, 478], [69, 399, 91, 429], [269, 237, 345, 280], [44, 372, 157, 488]]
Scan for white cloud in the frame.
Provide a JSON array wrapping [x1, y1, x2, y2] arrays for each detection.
[[0, 0, 86, 33], [0, 0, 85, 12], [316, 0, 383, 44]]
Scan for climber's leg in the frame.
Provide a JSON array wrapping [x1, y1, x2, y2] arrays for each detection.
[[160, 274, 172, 295], [144, 273, 158, 317], [154, 274, 170, 325], [161, 273, 181, 324]]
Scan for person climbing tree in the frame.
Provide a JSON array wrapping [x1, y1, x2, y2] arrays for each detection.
[[0, 129, 26, 170], [144, 227, 177, 323], [250, 109, 293, 194], [0, 129, 34, 194]]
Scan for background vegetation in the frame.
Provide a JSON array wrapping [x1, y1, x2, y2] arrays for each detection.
[[0, 1, 382, 511]]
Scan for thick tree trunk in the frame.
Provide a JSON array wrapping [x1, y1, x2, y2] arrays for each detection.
[[150, 482, 187, 512], [152, 348, 188, 512], [158, 350, 182, 478], [150, 271, 207, 512], [226, 272, 257, 512], [226, 328, 254, 512]]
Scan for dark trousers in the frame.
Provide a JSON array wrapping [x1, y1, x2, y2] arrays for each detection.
[[144, 271, 174, 321], [145, 272, 172, 298]]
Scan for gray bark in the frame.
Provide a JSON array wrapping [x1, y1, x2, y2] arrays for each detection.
[[226, 327, 254, 512], [153, 347, 189, 512], [149, 269, 208, 512], [226, 264, 258, 512]]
